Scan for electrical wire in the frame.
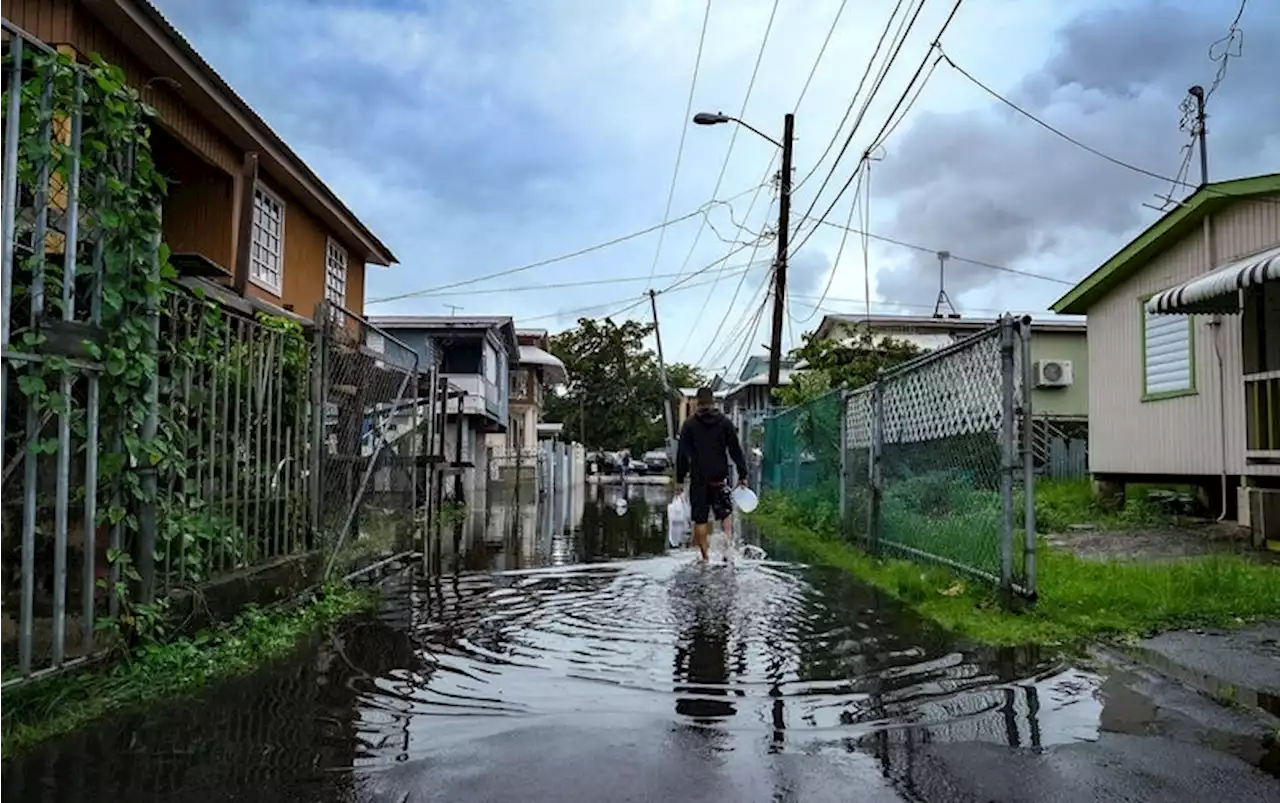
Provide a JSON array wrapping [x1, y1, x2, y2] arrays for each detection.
[[1206, 0, 1248, 99], [698, 272, 769, 369], [366, 184, 763, 304], [646, 0, 714, 283], [671, 0, 779, 281], [794, 0, 851, 113], [794, 0, 966, 254], [870, 51, 944, 153], [522, 264, 764, 327], [937, 48, 1266, 196], [408, 264, 758, 299], [794, 0, 912, 191], [800, 214, 1074, 285], [680, 194, 777, 354], [790, 165, 863, 324]]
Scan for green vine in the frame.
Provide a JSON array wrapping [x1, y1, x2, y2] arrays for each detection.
[[3, 49, 307, 648]]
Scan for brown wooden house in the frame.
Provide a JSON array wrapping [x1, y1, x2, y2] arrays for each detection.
[[6, 0, 396, 321]]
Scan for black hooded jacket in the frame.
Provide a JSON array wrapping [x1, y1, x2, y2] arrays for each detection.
[[676, 407, 748, 485]]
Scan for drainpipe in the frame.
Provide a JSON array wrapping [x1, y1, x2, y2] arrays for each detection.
[[1203, 214, 1229, 522]]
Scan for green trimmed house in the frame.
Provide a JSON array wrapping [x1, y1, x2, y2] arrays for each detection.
[[1051, 173, 1279, 543]]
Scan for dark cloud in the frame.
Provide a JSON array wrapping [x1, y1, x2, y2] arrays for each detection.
[[871, 0, 1280, 307]]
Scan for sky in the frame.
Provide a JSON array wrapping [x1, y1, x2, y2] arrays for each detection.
[[154, 0, 1278, 377]]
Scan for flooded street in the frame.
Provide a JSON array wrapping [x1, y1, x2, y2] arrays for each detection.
[[5, 485, 1276, 802]]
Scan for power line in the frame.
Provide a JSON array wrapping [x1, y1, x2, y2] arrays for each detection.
[[407, 264, 758, 299], [366, 184, 762, 304], [1207, 0, 1248, 99], [790, 165, 863, 324], [696, 261, 774, 367], [788, 0, 967, 261], [938, 49, 1210, 192], [646, 0, 714, 283], [522, 265, 760, 327], [801, 215, 1074, 285], [672, 0, 779, 281], [794, 0, 851, 113], [794, 0, 913, 191]]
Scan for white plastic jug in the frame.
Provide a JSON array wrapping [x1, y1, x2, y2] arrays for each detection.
[[732, 486, 758, 513]]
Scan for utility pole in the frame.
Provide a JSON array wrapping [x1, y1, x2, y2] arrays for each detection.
[[767, 113, 795, 392], [444, 303, 463, 317], [1189, 85, 1208, 185], [649, 289, 675, 459]]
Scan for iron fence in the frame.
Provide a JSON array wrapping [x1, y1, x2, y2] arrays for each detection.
[[0, 26, 443, 681], [763, 315, 1037, 597]]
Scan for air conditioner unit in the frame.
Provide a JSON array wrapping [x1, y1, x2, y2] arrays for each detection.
[[1034, 359, 1074, 388]]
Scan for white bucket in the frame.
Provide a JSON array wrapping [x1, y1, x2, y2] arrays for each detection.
[[731, 486, 758, 513]]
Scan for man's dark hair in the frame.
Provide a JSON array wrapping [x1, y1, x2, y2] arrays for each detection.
[[696, 387, 715, 408]]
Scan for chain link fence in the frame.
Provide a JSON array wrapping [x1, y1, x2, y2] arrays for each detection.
[[763, 316, 1037, 598], [315, 302, 432, 576]]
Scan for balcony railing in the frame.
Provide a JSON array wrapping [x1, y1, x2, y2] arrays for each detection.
[[1245, 370, 1280, 460]]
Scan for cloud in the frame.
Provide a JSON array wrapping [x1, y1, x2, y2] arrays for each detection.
[[149, 0, 1278, 375], [867, 0, 1280, 308]]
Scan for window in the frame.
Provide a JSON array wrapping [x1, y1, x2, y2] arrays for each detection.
[[1141, 301, 1195, 398], [325, 238, 348, 311], [250, 185, 285, 293]]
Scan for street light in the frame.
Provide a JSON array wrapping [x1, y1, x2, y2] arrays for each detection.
[[692, 110, 794, 392]]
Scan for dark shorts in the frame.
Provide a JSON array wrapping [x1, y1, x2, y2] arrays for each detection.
[[689, 480, 733, 524]]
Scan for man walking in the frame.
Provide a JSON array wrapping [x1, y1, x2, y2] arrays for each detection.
[[674, 388, 749, 562]]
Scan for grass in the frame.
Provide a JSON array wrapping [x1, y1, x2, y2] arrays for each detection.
[[752, 493, 1280, 648], [1, 583, 376, 758]]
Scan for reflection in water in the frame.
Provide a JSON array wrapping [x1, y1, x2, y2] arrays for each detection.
[[7, 489, 1123, 803]]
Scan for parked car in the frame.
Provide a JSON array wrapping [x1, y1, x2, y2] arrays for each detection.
[[642, 449, 671, 473]]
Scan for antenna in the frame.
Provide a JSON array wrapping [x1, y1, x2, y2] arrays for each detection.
[[932, 250, 959, 319], [444, 303, 464, 317]]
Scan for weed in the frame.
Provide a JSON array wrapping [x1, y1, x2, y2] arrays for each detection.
[[750, 493, 1280, 648], [1, 583, 376, 757]]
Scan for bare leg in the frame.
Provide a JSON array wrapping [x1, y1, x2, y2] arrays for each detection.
[[721, 516, 734, 561], [693, 521, 710, 561]]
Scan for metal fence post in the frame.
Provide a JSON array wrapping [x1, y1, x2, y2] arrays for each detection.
[[839, 388, 849, 539], [1019, 316, 1037, 598], [136, 202, 163, 604], [310, 302, 326, 545], [998, 315, 1016, 597], [869, 378, 884, 553]]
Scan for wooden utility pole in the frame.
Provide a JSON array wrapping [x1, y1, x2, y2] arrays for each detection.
[[649, 289, 675, 458], [767, 113, 794, 391]]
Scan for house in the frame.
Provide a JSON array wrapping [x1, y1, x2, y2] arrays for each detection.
[[675, 388, 700, 431], [368, 316, 519, 501], [1050, 173, 1279, 539], [812, 314, 1090, 422], [490, 328, 569, 481], [717, 356, 796, 447], [6, 0, 396, 324]]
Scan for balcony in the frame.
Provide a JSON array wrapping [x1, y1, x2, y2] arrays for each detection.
[[1245, 370, 1280, 462], [444, 373, 504, 422]]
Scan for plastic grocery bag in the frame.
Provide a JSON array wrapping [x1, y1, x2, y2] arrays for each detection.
[[667, 494, 691, 548]]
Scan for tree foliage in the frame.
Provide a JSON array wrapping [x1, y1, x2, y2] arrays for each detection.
[[544, 318, 705, 452], [776, 327, 923, 407]]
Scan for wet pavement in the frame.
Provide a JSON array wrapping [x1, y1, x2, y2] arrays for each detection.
[[5, 484, 1279, 802]]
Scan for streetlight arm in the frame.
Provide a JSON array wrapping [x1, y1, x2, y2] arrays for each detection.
[[693, 111, 782, 149], [730, 117, 784, 149]]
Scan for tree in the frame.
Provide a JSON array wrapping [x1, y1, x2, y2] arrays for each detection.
[[775, 327, 923, 407], [666, 363, 708, 392], [543, 317, 672, 452]]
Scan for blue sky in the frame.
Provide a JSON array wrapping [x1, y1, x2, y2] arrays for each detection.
[[155, 0, 1278, 376]]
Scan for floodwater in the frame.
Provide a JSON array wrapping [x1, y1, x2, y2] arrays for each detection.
[[5, 484, 1277, 803]]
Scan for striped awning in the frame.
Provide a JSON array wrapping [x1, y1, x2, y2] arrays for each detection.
[[1146, 245, 1280, 315]]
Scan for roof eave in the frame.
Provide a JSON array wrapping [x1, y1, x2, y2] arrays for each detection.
[[98, 0, 397, 266], [1050, 174, 1280, 315]]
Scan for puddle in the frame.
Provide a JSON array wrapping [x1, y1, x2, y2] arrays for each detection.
[[20, 484, 1263, 802]]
